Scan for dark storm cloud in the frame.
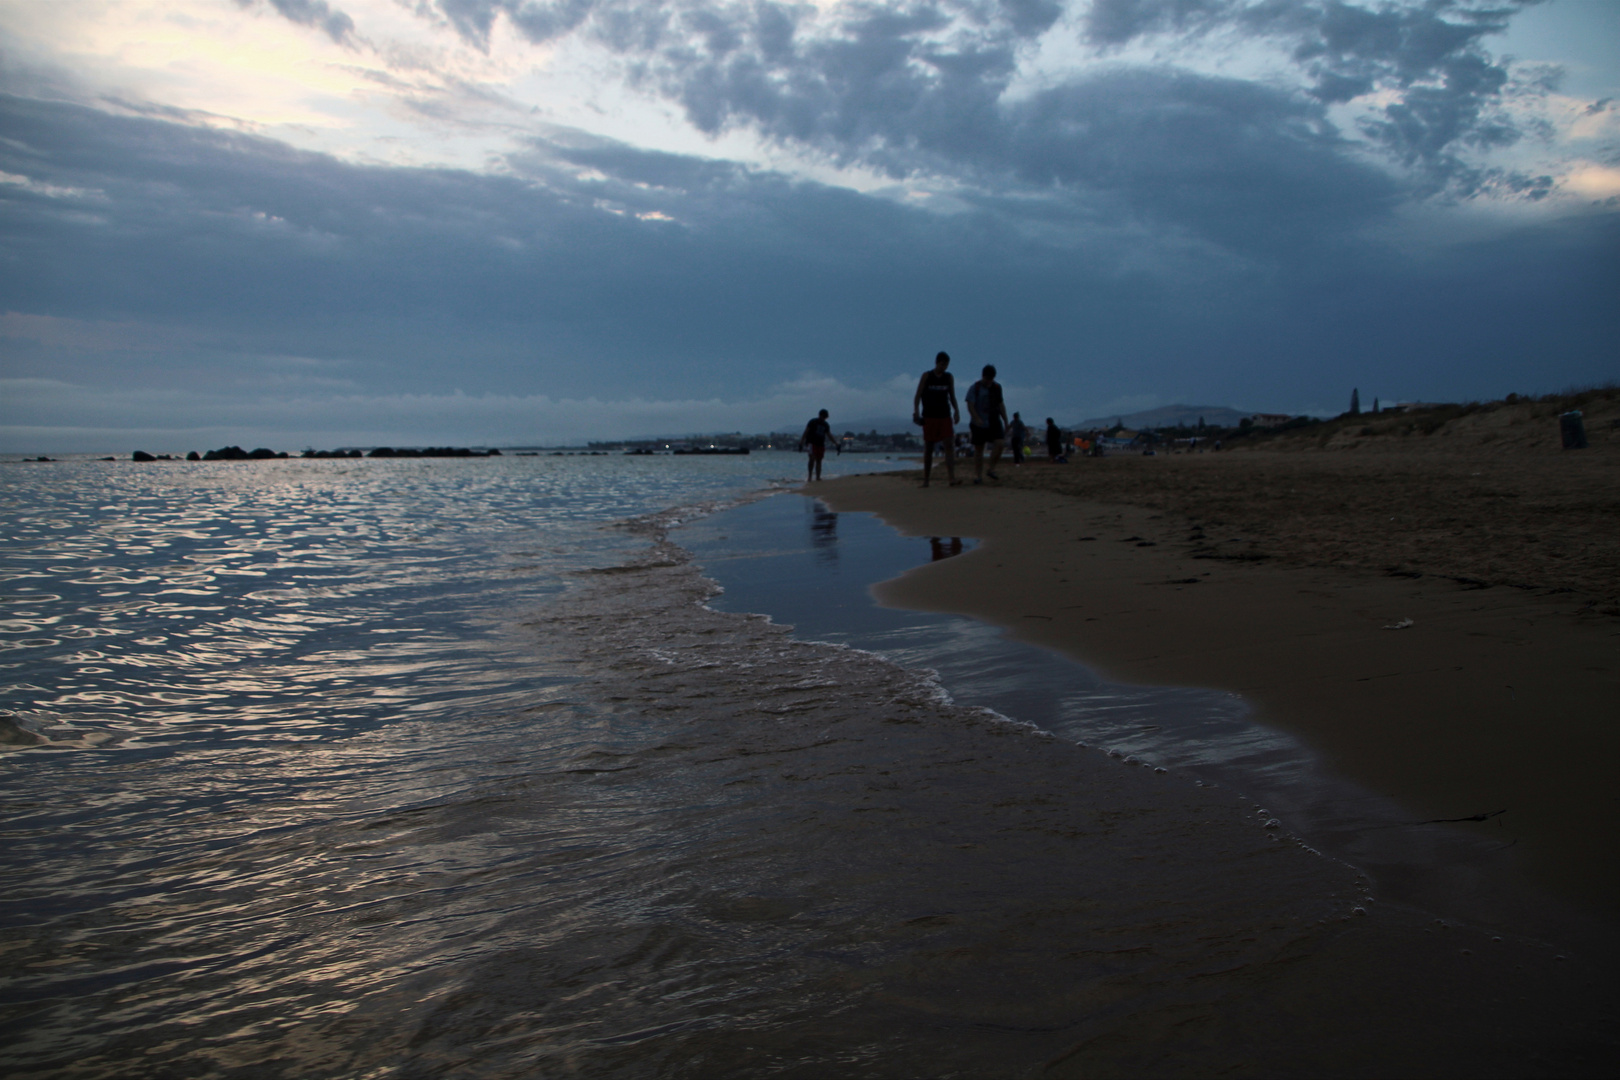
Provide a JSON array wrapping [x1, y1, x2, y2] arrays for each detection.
[[1083, 0, 1553, 193], [4, 84, 1614, 428], [239, 0, 358, 45], [1, 91, 1098, 402]]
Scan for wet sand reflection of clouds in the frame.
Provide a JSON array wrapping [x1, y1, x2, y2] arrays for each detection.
[[808, 501, 837, 565], [929, 537, 963, 562]]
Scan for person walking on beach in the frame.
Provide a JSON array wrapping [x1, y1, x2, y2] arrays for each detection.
[[912, 351, 960, 487], [965, 364, 1008, 483], [1008, 412, 1027, 466], [1045, 417, 1064, 462], [799, 409, 837, 481]]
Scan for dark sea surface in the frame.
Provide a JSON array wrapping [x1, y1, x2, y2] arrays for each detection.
[[2, 456, 1612, 1078]]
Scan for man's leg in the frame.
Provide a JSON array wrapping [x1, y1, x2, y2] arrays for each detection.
[[988, 439, 1004, 478], [922, 442, 933, 486]]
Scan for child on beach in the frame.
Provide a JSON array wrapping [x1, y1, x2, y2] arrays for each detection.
[[1008, 412, 1027, 465]]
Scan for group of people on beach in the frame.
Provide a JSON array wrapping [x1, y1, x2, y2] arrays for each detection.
[[912, 351, 1060, 487], [798, 350, 1064, 484]]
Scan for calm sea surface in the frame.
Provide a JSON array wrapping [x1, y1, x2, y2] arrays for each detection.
[[1, 452, 1604, 1078]]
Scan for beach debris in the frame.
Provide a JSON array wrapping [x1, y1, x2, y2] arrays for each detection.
[[1263, 818, 1281, 830], [1352, 906, 1367, 916], [1383, 617, 1413, 629]]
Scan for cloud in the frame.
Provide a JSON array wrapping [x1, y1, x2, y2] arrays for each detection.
[[238, 0, 358, 46], [406, 0, 1554, 202], [1, 6, 1616, 453]]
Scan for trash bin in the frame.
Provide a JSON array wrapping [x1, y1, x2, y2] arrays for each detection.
[[1559, 410, 1588, 450]]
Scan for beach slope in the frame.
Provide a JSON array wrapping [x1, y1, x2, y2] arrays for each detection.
[[813, 408, 1620, 918]]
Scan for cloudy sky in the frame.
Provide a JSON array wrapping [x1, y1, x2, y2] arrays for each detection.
[[2, 0, 1616, 451]]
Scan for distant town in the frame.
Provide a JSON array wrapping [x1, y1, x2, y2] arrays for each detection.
[[43, 394, 1479, 463]]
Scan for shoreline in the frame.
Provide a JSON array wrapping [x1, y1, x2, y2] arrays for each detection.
[[810, 466, 1620, 925], [547, 502, 1616, 1076]]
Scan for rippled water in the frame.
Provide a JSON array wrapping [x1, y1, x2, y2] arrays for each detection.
[[1, 453, 883, 749], [2, 455, 1608, 1078], [0, 451, 917, 1074]]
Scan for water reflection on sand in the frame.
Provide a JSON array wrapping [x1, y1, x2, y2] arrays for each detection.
[[678, 494, 1573, 936]]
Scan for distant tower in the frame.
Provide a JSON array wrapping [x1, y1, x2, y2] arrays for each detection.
[[1373, 397, 1379, 413], [1349, 388, 1361, 415]]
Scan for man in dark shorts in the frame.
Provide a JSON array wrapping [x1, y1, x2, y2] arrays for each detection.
[[965, 363, 1007, 483], [799, 408, 837, 481], [912, 351, 960, 487], [1045, 417, 1064, 462]]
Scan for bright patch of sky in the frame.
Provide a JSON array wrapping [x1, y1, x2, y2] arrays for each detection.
[[0, 0, 900, 188]]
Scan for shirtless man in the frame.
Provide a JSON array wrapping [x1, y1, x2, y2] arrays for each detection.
[[912, 352, 960, 487]]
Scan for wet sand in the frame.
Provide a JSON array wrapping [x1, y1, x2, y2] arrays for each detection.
[[812, 431, 1620, 921]]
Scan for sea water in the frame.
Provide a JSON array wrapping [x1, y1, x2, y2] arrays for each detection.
[[0, 454, 1595, 1077], [0, 451, 911, 1075]]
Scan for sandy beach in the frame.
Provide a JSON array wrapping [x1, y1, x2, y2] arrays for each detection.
[[814, 393, 1620, 921]]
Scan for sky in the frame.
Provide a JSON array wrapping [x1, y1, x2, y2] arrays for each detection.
[[1, 0, 1617, 452]]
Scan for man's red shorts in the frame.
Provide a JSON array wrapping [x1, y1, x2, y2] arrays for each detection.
[[808, 443, 825, 460], [922, 418, 953, 446]]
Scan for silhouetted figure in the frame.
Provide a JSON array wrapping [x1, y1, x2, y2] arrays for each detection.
[[966, 364, 1008, 483], [1008, 412, 1027, 465], [929, 536, 964, 561], [1045, 417, 1063, 461], [912, 351, 960, 487], [799, 408, 837, 481]]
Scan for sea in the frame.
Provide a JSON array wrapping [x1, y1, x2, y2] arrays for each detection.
[[1, 451, 1610, 1078]]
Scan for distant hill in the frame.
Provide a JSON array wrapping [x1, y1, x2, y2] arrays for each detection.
[[1074, 404, 1253, 430], [832, 415, 919, 435]]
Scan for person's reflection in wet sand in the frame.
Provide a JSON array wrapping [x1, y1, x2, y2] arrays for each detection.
[[809, 503, 838, 564], [929, 536, 963, 561]]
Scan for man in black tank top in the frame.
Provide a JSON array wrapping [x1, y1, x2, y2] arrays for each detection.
[[912, 351, 960, 487]]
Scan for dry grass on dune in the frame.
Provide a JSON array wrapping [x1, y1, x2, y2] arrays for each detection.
[[990, 388, 1620, 612]]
